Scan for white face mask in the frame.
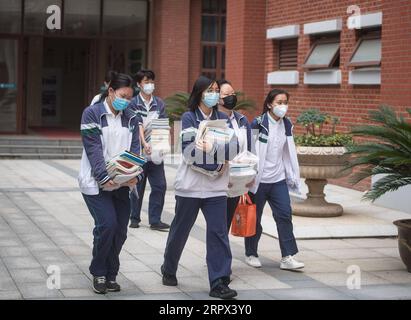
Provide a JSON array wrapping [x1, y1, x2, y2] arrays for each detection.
[[272, 104, 288, 118], [142, 83, 155, 95]]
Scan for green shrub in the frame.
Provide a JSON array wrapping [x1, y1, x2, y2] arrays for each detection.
[[295, 109, 352, 147]]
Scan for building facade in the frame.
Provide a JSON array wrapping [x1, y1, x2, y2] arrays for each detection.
[[0, 1, 410, 140]]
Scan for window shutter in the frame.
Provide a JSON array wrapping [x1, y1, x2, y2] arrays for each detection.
[[278, 38, 298, 70]]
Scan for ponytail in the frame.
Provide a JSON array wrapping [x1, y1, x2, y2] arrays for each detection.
[[98, 72, 134, 104]]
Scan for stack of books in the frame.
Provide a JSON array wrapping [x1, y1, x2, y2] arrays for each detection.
[[195, 119, 234, 147], [104, 150, 146, 186], [228, 151, 259, 197], [145, 118, 171, 155]]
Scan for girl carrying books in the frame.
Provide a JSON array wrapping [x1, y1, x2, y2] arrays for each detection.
[[161, 76, 239, 299], [78, 72, 143, 294]]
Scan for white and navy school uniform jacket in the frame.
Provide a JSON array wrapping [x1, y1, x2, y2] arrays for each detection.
[[78, 101, 143, 195], [174, 108, 239, 198], [249, 113, 301, 194], [231, 110, 252, 153]]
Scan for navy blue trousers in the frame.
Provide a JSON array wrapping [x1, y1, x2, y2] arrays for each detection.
[[130, 161, 166, 225], [226, 196, 240, 232], [162, 195, 232, 289], [245, 180, 298, 258], [82, 187, 130, 281]]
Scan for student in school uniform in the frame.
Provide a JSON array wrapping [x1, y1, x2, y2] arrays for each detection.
[[161, 76, 239, 299], [216, 80, 253, 231], [90, 70, 116, 105], [78, 72, 144, 294], [127, 69, 170, 231], [245, 89, 304, 271]]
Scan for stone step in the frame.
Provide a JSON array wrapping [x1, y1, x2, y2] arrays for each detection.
[[0, 145, 83, 155], [0, 153, 81, 159], [0, 137, 82, 147]]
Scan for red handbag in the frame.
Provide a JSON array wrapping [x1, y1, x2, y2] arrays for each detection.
[[231, 194, 256, 237]]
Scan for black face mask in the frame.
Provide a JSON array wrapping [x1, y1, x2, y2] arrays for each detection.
[[222, 95, 237, 110]]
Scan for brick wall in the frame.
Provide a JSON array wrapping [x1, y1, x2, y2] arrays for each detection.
[[150, 0, 191, 99], [265, 0, 384, 133], [226, 0, 266, 119], [149, 0, 411, 191], [262, 0, 411, 191], [188, 0, 202, 89], [380, 0, 411, 114]]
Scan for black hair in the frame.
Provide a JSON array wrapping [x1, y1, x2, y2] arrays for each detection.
[[217, 79, 232, 87], [104, 70, 116, 84], [187, 75, 219, 112], [98, 72, 134, 103], [135, 69, 155, 83], [262, 89, 290, 114]]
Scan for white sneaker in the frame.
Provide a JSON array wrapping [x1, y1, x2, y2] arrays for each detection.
[[245, 255, 262, 268], [280, 255, 305, 270]]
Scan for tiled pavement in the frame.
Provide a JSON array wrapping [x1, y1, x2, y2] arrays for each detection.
[[0, 159, 410, 300]]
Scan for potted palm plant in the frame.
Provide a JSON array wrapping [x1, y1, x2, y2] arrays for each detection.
[[292, 109, 353, 217], [346, 106, 411, 272]]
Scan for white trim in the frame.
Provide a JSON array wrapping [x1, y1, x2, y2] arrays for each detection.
[[347, 12, 382, 29], [304, 69, 341, 85], [266, 24, 300, 39], [349, 67, 381, 85], [304, 19, 342, 35], [267, 71, 299, 85]]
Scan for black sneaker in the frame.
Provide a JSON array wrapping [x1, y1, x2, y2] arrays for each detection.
[[161, 265, 178, 286], [221, 276, 231, 286], [150, 221, 170, 231], [106, 280, 121, 292], [129, 219, 140, 228], [209, 283, 237, 300], [92, 276, 107, 294]]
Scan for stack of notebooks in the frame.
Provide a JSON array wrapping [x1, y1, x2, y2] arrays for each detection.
[[145, 118, 171, 155], [104, 150, 146, 186], [195, 119, 234, 147], [228, 151, 259, 197]]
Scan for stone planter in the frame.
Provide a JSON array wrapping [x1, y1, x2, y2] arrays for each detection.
[[393, 219, 411, 272], [292, 146, 351, 217]]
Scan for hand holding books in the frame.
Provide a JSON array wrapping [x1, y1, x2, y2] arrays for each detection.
[[101, 150, 146, 192], [195, 139, 214, 154], [195, 120, 234, 151]]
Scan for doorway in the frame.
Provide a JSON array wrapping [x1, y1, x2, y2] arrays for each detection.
[[40, 38, 91, 130], [0, 38, 19, 133]]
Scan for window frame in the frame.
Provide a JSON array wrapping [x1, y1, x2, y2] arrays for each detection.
[[200, 0, 226, 80], [348, 32, 381, 68], [302, 37, 340, 70]]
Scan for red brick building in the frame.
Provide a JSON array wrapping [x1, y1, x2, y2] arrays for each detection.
[[1, 0, 410, 131], [1, 1, 410, 186]]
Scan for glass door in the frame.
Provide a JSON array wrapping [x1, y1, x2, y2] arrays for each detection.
[[0, 38, 19, 132]]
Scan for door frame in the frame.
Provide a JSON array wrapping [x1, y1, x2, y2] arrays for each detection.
[[0, 34, 25, 134]]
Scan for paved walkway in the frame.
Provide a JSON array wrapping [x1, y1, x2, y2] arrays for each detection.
[[0, 159, 410, 300]]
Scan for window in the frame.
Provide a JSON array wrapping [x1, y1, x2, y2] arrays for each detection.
[[64, 0, 100, 36], [201, 0, 226, 80], [278, 38, 298, 70], [24, 0, 63, 34], [0, 1, 21, 34], [103, 0, 147, 39], [349, 30, 381, 67], [303, 36, 340, 70]]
